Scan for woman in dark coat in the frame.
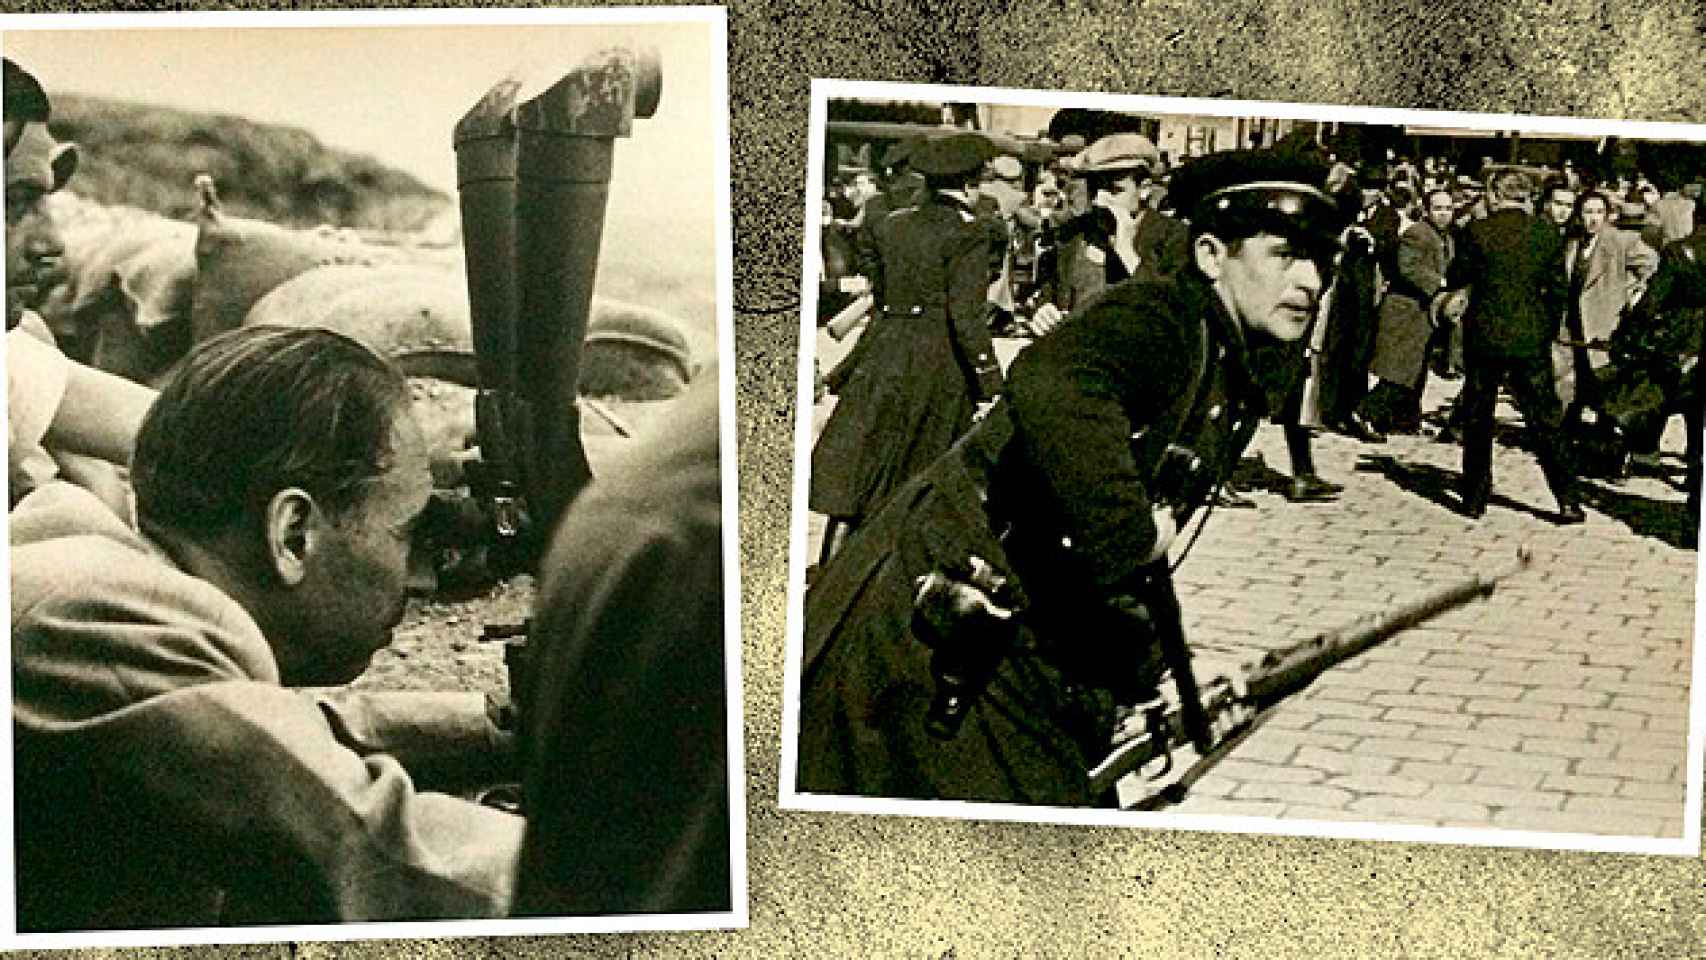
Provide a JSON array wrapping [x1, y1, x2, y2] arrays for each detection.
[[809, 134, 1005, 546]]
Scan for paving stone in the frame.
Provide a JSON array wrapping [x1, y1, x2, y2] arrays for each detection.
[[1575, 757, 1678, 783], [1471, 767, 1547, 790], [1356, 737, 1458, 762], [1427, 783, 1564, 811], [1349, 795, 1491, 824], [1325, 773, 1433, 798], [1293, 745, 1398, 777], [1451, 746, 1570, 774], [1233, 781, 1357, 809], [1519, 736, 1618, 760]]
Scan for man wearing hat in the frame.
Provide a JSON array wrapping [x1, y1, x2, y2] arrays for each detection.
[[1034, 132, 1187, 332], [797, 147, 1343, 805], [1447, 167, 1583, 522], [6, 58, 156, 510], [808, 131, 1005, 560]]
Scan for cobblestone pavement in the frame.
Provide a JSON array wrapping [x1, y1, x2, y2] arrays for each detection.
[[800, 331, 1699, 841]]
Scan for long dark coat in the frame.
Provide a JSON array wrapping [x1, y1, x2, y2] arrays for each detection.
[[809, 195, 1004, 521], [796, 273, 1270, 805], [1371, 218, 1453, 389]]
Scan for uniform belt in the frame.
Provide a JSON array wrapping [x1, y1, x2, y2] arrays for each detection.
[[882, 304, 943, 317]]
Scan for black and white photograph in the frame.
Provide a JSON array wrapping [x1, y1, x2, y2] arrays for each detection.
[[1, 7, 742, 947], [781, 79, 1705, 855]]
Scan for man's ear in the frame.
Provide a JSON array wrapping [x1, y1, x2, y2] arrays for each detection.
[[264, 488, 319, 587], [1193, 233, 1229, 280]]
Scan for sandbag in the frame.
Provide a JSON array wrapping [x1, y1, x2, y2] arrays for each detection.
[[188, 175, 402, 343]]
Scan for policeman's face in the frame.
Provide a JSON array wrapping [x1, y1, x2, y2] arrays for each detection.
[[1198, 231, 1325, 343], [294, 414, 437, 685], [1579, 194, 1609, 235], [5, 163, 65, 327]]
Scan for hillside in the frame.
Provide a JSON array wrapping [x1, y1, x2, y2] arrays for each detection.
[[46, 93, 451, 233]]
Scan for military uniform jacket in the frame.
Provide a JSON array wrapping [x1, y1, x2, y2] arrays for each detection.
[[797, 272, 1267, 805]]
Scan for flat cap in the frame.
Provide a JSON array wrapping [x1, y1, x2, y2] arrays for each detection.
[[1078, 133, 1160, 175], [910, 131, 998, 178]]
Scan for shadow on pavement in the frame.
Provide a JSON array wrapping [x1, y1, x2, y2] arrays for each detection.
[[1577, 480, 1699, 550], [1353, 453, 1561, 523], [1230, 454, 1299, 496]]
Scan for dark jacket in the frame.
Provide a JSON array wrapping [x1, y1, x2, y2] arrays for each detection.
[[798, 271, 1268, 805], [1451, 206, 1567, 358]]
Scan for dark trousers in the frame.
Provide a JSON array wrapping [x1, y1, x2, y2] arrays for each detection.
[[1461, 348, 1578, 509]]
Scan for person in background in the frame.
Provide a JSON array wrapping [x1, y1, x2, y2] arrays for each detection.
[[5, 58, 157, 513]]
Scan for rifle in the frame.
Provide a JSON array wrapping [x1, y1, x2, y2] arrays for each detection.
[[1087, 548, 1534, 805]]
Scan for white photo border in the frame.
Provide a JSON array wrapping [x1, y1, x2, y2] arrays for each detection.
[[0, 5, 747, 948], [779, 76, 1706, 859]]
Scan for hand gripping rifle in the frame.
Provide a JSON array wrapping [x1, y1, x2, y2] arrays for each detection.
[[446, 49, 661, 729]]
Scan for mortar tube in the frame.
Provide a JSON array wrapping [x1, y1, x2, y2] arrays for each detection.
[[510, 49, 659, 535], [513, 132, 608, 533]]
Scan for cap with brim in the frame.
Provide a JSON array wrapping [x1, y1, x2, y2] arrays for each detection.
[[1169, 148, 1342, 248], [911, 132, 998, 178], [1078, 133, 1159, 175], [6, 121, 76, 192]]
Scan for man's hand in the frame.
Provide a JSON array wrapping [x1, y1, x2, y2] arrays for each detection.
[[1142, 507, 1178, 566]]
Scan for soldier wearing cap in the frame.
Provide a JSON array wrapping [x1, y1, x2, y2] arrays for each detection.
[[797, 147, 1344, 806], [809, 131, 1006, 559], [1034, 132, 1188, 333], [5, 58, 156, 511]]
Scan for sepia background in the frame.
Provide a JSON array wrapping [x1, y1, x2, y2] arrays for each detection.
[[6, 0, 1706, 957]]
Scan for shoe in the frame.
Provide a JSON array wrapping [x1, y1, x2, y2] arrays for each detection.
[[1287, 474, 1343, 503], [1213, 486, 1257, 509], [1459, 481, 1489, 519], [1629, 452, 1665, 477], [1555, 502, 1586, 525], [1330, 416, 1386, 444]]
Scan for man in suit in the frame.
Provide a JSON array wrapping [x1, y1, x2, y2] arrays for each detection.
[[1032, 133, 1188, 332], [1557, 189, 1628, 419], [1449, 168, 1583, 523], [12, 326, 523, 930]]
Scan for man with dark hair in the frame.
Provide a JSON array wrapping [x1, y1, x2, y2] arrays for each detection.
[[798, 148, 1343, 805], [6, 58, 156, 510], [1449, 168, 1583, 522], [11, 325, 522, 930]]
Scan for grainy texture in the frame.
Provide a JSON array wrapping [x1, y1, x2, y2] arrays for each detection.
[[8, 0, 1706, 957]]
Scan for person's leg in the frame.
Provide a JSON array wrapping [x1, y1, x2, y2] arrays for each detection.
[[1459, 355, 1502, 517], [1284, 423, 1342, 502], [1508, 349, 1584, 522]]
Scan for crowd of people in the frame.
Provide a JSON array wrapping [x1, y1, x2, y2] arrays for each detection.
[[815, 127, 1705, 532], [801, 123, 1705, 807]]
